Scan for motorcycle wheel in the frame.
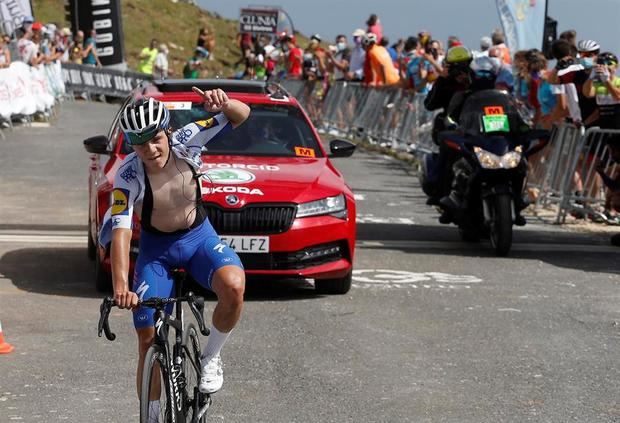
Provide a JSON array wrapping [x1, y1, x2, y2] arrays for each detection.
[[489, 194, 513, 257]]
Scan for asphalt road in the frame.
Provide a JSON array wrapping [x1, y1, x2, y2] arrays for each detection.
[[0, 101, 619, 423]]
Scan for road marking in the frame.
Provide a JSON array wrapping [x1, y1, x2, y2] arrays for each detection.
[[357, 239, 620, 254], [354, 194, 365, 201], [0, 231, 85, 244], [356, 214, 415, 225], [352, 269, 482, 290]]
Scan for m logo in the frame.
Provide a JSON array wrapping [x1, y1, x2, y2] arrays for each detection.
[[484, 106, 505, 115], [294, 146, 316, 158]]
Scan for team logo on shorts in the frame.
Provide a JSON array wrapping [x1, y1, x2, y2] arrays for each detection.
[[111, 189, 130, 215]]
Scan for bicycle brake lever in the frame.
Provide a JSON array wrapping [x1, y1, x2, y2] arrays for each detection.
[[98, 297, 117, 341]]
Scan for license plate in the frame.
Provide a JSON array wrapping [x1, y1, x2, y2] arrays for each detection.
[[482, 114, 510, 133], [220, 236, 269, 253]]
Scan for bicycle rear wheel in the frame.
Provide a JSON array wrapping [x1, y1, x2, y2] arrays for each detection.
[[140, 345, 172, 423], [183, 324, 209, 422]]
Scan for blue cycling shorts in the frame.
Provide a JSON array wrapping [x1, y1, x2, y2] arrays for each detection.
[[132, 219, 243, 329]]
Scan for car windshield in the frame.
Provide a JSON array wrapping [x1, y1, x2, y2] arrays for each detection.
[[121, 103, 323, 157]]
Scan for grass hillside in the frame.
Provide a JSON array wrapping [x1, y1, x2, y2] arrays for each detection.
[[32, 0, 308, 77]]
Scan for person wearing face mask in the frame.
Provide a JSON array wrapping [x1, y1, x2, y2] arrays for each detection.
[[326, 35, 350, 81], [575, 40, 601, 127], [347, 29, 366, 81]]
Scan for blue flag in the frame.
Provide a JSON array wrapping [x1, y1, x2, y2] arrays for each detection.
[[496, 0, 547, 51]]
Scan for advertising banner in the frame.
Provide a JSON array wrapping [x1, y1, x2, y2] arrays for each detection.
[[65, 0, 126, 68], [496, 0, 547, 51], [239, 8, 279, 34], [61, 63, 151, 98], [0, 0, 32, 35]]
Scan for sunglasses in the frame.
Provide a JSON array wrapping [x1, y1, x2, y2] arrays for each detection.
[[125, 124, 160, 146]]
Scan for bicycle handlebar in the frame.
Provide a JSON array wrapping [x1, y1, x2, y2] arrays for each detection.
[[97, 293, 210, 341]]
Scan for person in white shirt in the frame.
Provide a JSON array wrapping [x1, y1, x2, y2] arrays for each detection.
[[347, 28, 366, 81], [153, 44, 169, 79]]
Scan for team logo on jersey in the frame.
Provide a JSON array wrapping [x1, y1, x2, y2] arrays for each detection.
[[196, 118, 218, 131], [175, 128, 193, 143], [111, 188, 130, 215], [120, 166, 137, 183]]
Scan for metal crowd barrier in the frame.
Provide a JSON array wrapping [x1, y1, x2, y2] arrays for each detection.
[[280, 79, 438, 154], [528, 123, 620, 223]]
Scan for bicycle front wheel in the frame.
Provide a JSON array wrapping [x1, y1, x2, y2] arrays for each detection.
[[183, 323, 208, 422], [140, 345, 172, 423]]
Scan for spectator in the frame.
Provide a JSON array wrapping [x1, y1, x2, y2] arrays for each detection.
[[525, 49, 546, 124], [183, 47, 207, 79], [153, 43, 169, 79], [0, 36, 10, 68], [489, 46, 514, 92], [83, 29, 101, 67], [575, 39, 601, 127], [59, 27, 72, 62], [281, 34, 303, 79], [366, 14, 383, 44], [399, 36, 419, 85], [387, 38, 405, 66], [406, 39, 442, 93], [536, 56, 558, 128], [303, 34, 327, 80], [491, 29, 511, 65], [347, 28, 366, 81], [583, 52, 620, 134], [137, 38, 157, 73], [69, 30, 84, 64], [363, 32, 399, 86], [197, 27, 215, 61], [17, 29, 41, 67], [447, 36, 462, 48], [549, 39, 584, 125], [512, 50, 529, 102], [559, 29, 578, 57], [326, 34, 350, 81], [475, 36, 492, 58]]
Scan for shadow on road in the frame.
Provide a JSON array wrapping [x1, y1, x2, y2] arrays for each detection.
[[0, 247, 99, 297], [0, 247, 326, 301], [357, 222, 620, 275]]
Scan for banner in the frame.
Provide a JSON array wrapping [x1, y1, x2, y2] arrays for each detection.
[[0, 61, 60, 120], [61, 63, 151, 98], [239, 8, 279, 34], [0, 0, 32, 35], [496, 0, 547, 52], [65, 0, 126, 68]]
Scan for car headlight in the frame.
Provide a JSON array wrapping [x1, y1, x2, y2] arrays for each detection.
[[296, 194, 347, 218], [474, 146, 522, 169]]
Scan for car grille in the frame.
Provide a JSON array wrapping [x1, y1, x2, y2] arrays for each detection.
[[203, 203, 296, 235], [238, 241, 349, 271]]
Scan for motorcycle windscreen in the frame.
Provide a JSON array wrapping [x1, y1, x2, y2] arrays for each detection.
[[459, 90, 527, 137]]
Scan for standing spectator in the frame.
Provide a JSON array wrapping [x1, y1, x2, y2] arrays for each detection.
[[406, 39, 442, 93], [489, 46, 514, 92], [575, 40, 601, 127], [366, 14, 383, 44], [137, 38, 157, 73], [153, 43, 169, 79], [559, 30, 578, 57], [326, 34, 350, 81], [83, 29, 101, 67], [387, 38, 405, 67], [17, 29, 41, 67], [282, 34, 303, 79], [197, 27, 216, 61], [399, 36, 419, 85], [0, 36, 11, 68], [183, 47, 207, 79], [475, 36, 492, 58], [347, 28, 366, 81], [491, 29, 511, 65], [303, 34, 327, 81], [363, 32, 399, 86], [69, 30, 84, 64]]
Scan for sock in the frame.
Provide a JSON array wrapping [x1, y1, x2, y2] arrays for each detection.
[[148, 400, 160, 423], [201, 325, 231, 363]]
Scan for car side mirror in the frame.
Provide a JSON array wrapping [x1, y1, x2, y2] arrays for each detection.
[[84, 135, 110, 155], [329, 139, 356, 158]]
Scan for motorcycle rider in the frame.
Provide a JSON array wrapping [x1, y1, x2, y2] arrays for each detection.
[[423, 46, 498, 221]]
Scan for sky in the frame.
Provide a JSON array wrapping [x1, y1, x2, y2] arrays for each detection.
[[198, 0, 620, 54]]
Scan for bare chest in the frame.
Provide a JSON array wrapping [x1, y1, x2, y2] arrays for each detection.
[[147, 162, 197, 210]]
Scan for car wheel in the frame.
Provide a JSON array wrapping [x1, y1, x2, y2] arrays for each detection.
[[314, 271, 352, 295], [95, 253, 112, 293], [87, 227, 96, 261]]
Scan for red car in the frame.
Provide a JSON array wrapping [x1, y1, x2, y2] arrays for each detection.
[[84, 79, 357, 294]]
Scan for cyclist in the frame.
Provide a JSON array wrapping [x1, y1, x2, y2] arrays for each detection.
[[101, 87, 250, 403]]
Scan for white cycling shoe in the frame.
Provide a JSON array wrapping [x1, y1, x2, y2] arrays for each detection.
[[199, 354, 223, 394]]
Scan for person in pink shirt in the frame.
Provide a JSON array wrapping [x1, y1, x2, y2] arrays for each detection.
[[366, 14, 383, 45]]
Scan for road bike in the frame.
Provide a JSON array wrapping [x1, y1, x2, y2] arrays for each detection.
[[98, 269, 211, 422]]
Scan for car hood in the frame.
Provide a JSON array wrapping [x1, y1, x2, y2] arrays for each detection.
[[199, 155, 346, 207]]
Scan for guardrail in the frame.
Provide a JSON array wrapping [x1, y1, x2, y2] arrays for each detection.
[[279, 80, 438, 155], [527, 123, 619, 223]]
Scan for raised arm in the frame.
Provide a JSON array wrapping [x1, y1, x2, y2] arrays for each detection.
[[192, 86, 250, 128]]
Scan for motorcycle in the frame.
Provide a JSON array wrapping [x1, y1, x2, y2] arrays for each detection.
[[420, 89, 549, 256]]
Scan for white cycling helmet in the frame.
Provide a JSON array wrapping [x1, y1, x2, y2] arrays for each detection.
[[577, 39, 600, 53], [362, 32, 377, 47], [119, 97, 170, 145]]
